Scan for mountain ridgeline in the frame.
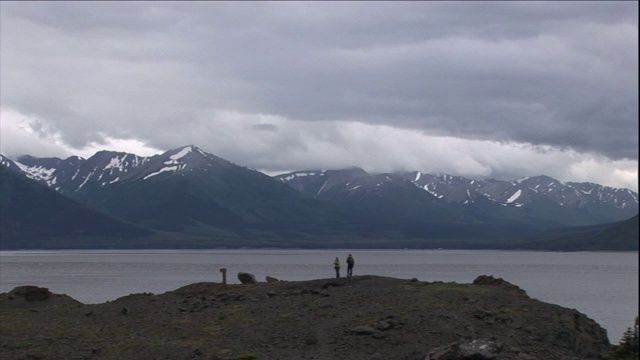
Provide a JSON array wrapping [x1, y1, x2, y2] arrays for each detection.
[[0, 166, 152, 248], [1, 145, 637, 250]]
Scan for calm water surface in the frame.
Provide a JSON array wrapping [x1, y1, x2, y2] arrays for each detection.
[[0, 249, 637, 342]]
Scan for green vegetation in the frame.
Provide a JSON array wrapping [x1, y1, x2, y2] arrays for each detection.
[[611, 317, 639, 360]]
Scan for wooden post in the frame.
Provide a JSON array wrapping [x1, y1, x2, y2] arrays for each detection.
[[220, 268, 227, 285]]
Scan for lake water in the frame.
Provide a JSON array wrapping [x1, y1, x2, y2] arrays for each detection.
[[0, 249, 637, 343]]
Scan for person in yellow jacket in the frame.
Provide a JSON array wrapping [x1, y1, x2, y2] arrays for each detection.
[[333, 257, 340, 278]]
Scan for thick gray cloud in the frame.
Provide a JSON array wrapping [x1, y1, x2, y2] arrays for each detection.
[[1, 2, 638, 190]]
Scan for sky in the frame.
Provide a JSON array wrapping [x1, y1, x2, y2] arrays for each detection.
[[1, 2, 638, 191]]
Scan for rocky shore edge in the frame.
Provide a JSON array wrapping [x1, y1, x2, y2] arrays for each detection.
[[0, 275, 614, 360]]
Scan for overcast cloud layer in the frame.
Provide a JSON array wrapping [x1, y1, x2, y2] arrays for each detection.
[[1, 2, 638, 191]]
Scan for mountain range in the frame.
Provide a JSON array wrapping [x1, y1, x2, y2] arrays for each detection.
[[1, 145, 637, 250], [0, 166, 152, 249]]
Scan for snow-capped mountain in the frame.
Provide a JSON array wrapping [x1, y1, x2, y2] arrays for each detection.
[[1, 146, 341, 236], [7, 146, 636, 216], [1, 145, 638, 248], [277, 168, 472, 227], [277, 169, 638, 226], [400, 172, 638, 211], [3, 145, 240, 194], [0, 165, 152, 249]]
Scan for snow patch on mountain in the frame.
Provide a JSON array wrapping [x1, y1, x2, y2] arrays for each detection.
[[144, 165, 184, 180], [196, 147, 208, 157], [0, 156, 13, 168], [77, 172, 93, 190], [421, 185, 443, 199], [280, 171, 325, 182], [170, 146, 193, 161], [15, 162, 57, 186], [316, 180, 329, 196], [104, 156, 127, 171], [506, 189, 522, 203]]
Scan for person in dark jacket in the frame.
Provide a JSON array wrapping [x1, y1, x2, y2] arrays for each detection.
[[346, 254, 354, 277]]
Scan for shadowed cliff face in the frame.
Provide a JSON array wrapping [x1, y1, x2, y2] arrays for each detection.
[[0, 275, 611, 360]]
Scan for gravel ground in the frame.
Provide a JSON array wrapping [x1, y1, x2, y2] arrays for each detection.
[[0, 275, 612, 360]]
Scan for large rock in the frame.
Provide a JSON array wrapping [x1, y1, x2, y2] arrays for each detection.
[[428, 338, 503, 359], [11, 286, 51, 302], [237, 272, 257, 284], [1, 286, 82, 309], [473, 275, 526, 294], [350, 325, 375, 335]]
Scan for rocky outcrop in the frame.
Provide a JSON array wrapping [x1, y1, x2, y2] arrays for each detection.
[[11, 286, 51, 301], [0, 275, 613, 360], [428, 338, 503, 359], [265, 276, 279, 283], [237, 272, 257, 284], [472, 275, 526, 294], [0, 286, 81, 308]]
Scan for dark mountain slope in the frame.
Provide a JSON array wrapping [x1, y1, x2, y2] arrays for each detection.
[[277, 169, 559, 239], [3, 146, 638, 250], [509, 214, 639, 251], [399, 172, 638, 226], [58, 146, 350, 236], [0, 166, 152, 249]]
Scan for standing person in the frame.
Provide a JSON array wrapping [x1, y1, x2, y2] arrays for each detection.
[[333, 257, 341, 278], [346, 254, 354, 277]]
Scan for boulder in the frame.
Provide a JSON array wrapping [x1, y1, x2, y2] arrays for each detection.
[[265, 276, 279, 283], [350, 325, 376, 335], [11, 286, 51, 302], [472, 275, 526, 294], [237, 272, 257, 284], [377, 320, 393, 331], [428, 338, 503, 360], [459, 339, 503, 358]]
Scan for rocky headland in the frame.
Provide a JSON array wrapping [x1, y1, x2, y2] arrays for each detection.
[[0, 275, 613, 360]]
